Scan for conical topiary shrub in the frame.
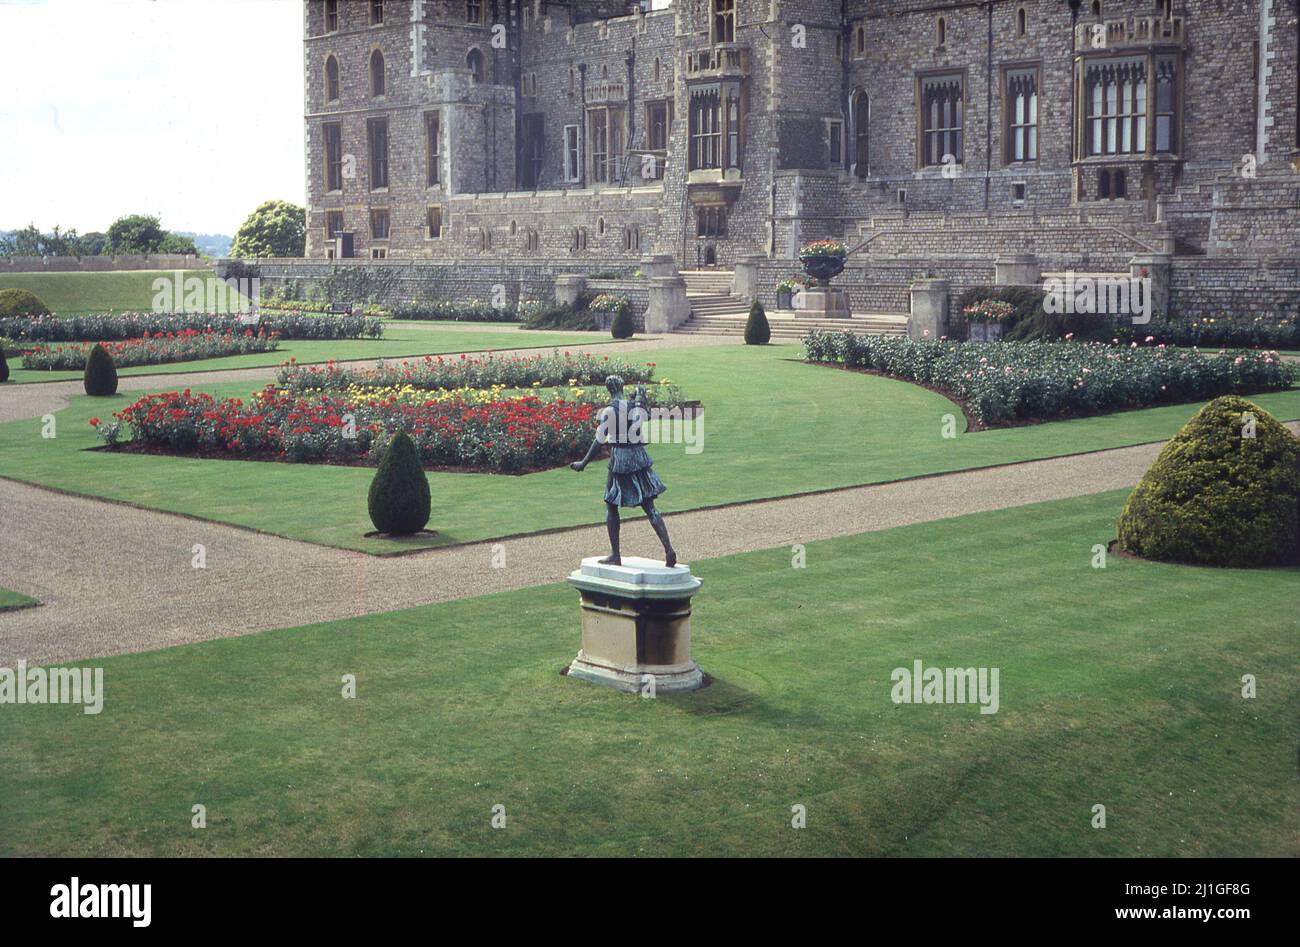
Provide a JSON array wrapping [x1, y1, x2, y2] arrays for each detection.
[[367, 431, 431, 536], [744, 300, 771, 345], [83, 344, 118, 396], [0, 349, 9, 384], [611, 306, 635, 339], [1117, 396, 1300, 567]]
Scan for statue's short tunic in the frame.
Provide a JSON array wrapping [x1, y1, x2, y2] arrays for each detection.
[[597, 400, 666, 508]]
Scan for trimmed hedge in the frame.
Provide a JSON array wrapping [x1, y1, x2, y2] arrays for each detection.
[[367, 432, 431, 536], [1116, 314, 1300, 350], [0, 312, 382, 343], [803, 331, 1299, 426], [0, 350, 9, 383], [1117, 396, 1300, 566], [611, 307, 635, 339], [522, 303, 597, 331], [744, 301, 771, 345], [83, 344, 118, 396], [0, 289, 51, 318]]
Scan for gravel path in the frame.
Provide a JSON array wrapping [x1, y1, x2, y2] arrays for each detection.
[[13, 422, 1300, 667]]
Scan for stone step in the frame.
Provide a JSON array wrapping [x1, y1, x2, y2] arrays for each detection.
[[678, 314, 908, 337]]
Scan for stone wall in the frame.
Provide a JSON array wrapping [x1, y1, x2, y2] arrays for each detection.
[[1169, 256, 1300, 320], [248, 256, 650, 329], [0, 255, 210, 273]]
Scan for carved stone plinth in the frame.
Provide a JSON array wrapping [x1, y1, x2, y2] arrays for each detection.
[[794, 287, 851, 318], [565, 556, 704, 694]]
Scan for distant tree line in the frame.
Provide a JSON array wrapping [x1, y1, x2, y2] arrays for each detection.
[[1, 201, 306, 261], [0, 214, 200, 258]]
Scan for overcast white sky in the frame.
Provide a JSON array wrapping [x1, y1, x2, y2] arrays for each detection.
[[0, 0, 304, 236]]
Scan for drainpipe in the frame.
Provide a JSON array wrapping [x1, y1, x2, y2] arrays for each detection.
[[984, 0, 992, 212], [626, 40, 636, 185], [579, 62, 588, 189]]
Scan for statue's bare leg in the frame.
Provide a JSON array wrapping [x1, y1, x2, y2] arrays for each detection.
[[643, 500, 676, 567], [599, 502, 621, 565]]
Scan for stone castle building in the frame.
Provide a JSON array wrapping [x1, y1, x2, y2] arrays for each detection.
[[288, 0, 1300, 326]]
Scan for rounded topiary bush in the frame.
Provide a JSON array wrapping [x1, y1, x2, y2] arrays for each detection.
[[0, 350, 8, 384], [367, 431, 431, 536], [744, 300, 771, 345], [1117, 396, 1300, 567], [610, 306, 635, 339], [0, 288, 51, 318], [83, 344, 118, 396]]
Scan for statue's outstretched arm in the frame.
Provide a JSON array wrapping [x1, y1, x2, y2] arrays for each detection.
[[571, 406, 609, 472]]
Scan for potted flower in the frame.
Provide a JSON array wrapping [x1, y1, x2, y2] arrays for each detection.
[[798, 240, 849, 287], [776, 276, 811, 310], [587, 293, 631, 332], [961, 298, 1014, 342]]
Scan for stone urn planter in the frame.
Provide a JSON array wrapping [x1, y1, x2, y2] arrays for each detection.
[[777, 289, 794, 310], [967, 322, 1006, 342], [801, 254, 846, 288]]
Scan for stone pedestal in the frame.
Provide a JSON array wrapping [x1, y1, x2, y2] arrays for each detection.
[[994, 254, 1041, 287], [566, 556, 704, 693], [644, 276, 691, 333], [732, 254, 766, 299], [794, 287, 851, 318], [909, 278, 950, 340], [555, 275, 587, 308]]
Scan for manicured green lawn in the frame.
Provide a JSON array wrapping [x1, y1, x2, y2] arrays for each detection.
[[1, 490, 1293, 857], [0, 270, 199, 315], [0, 588, 37, 612], [6, 327, 612, 384], [2, 344, 1299, 553]]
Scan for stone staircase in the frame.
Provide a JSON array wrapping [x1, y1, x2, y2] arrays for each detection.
[[676, 312, 909, 340], [677, 268, 907, 339]]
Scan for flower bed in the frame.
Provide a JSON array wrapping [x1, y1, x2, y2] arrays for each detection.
[[276, 350, 656, 393], [256, 297, 387, 317], [92, 379, 687, 473], [0, 311, 383, 343], [803, 331, 1298, 426], [1116, 314, 1300, 350], [22, 329, 279, 371]]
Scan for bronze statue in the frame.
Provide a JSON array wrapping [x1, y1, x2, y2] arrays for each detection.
[[571, 375, 677, 567]]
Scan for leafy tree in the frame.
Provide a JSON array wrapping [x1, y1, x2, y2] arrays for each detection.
[[158, 232, 200, 256], [230, 200, 307, 258], [0, 223, 81, 257], [75, 232, 107, 256], [105, 214, 167, 254]]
